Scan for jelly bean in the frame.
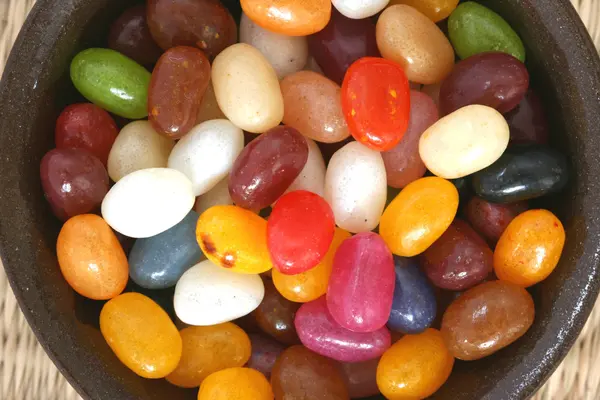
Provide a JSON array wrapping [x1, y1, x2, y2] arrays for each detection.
[[472, 146, 569, 203], [332, 0, 388, 20], [240, 13, 308, 80], [325, 142, 387, 233], [268, 191, 335, 274], [174, 260, 265, 325], [196, 81, 226, 124], [100, 292, 182, 378], [340, 358, 380, 399], [148, 46, 211, 139], [421, 81, 442, 108], [304, 56, 324, 74], [147, 0, 237, 60], [307, 9, 379, 85], [271, 345, 349, 400], [107, 121, 174, 182], [466, 197, 528, 246], [168, 120, 244, 196], [55, 103, 118, 166], [380, 177, 458, 257], [419, 105, 510, 179], [421, 220, 494, 291], [253, 280, 301, 344], [212, 43, 284, 134], [166, 323, 251, 387], [70, 48, 150, 119], [389, 0, 459, 22], [376, 329, 454, 399], [198, 367, 274, 400], [108, 5, 162, 67], [197, 205, 272, 273], [328, 232, 395, 332], [56, 214, 128, 300], [248, 334, 285, 378], [102, 168, 195, 238], [229, 126, 308, 210], [440, 52, 529, 115], [388, 256, 436, 334], [376, 5, 454, 85], [506, 89, 549, 144], [272, 228, 350, 303], [448, 2, 526, 62], [341, 57, 410, 151], [283, 138, 326, 198], [129, 211, 202, 289], [195, 178, 233, 215], [440, 280, 534, 360], [296, 296, 391, 362], [494, 209, 565, 287], [40, 148, 109, 221], [382, 90, 438, 188], [241, 0, 331, 36]]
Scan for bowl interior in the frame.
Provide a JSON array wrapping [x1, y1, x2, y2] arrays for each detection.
[[1, 0, 600, 399]]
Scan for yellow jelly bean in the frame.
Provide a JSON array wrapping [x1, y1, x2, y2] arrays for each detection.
[[167, 323, 252, 388], [197, 367, 274, 400], [379, 177, 458, 257], [389, 0, 459, 22], [196, 205, 272, 274], [100, 292, 182, 379], [272, 228, 351, 303]]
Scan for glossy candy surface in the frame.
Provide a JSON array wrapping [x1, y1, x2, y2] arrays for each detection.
[[253, 280, 301, 345], [148, 46, 210, 139], [380, 177, 458, 257], [422, 219, 494, 291], [197, 368, 274, 400], [57, 214, 128, 300], [466, 197, 528, 246], [283, 138, 326, 197], [166, 323, 251, 387], [341, 57, 410, 151], [296, 296, 391, 362], [494, 209, 565, 287], [441, 280, 535, 360], [328, 232, 395, 332], [241, 0, 331, 36], [340, 359, 380, 399], [332, 0, 388, 19], [389, 0, 459, 22], [100, 292, 182, 378], [55, 103, 118, 166], [506, 89, 549, 144], [247, 334, 285, 378], [229, 126, 308, 210], [40, 148, 109, 221]]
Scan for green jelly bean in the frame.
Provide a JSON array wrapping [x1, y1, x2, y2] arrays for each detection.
[[70, 48, 151, 119], [448, 2, 526, 62]]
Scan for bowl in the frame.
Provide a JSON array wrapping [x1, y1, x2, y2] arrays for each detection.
[[2, 0, 600, 399]]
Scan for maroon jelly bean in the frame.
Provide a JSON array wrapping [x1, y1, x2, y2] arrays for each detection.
[[465, 196, 528, 246], [247, 333, 285, 379], [505, 89, 550, 144]]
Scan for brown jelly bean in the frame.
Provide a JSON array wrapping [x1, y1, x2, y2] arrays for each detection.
[[253, 280, 301, 345], [340, 358, 380, 399], [465, 197, 528, 246], [247, 334, 285, 379], [505, 89, 550, 144]]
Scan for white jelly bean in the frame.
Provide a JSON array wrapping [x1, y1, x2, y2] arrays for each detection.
[[240, 13, 308, 80], [419, 105, 510, 179], [212, 43, 284, 133], [101, 168, 195, 238], [168, 120, 244, 196], [174, 260, 265, 326], [107, 121, 174, 182], [332, 0, 390, 19], [324, 142, 387, 233], [194, 177, 233, 216], [284, 138, 326, 197]]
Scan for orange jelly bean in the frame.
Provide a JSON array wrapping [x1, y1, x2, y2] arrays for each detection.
[[56, 214, 128, 300], [376, 328, 454, 399], [389, 0, 459, 22], [167, 323, 251, 388], [272, 228, 351, 303], [198, 367, 274, 400], [196, 205, 273, 274], [494, 209, 565, 287], [100, 292, 182, 378], [241, 0, 331, 36], [379, 177, 458, 257]]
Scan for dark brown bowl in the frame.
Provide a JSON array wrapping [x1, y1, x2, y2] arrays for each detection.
[[1, 0, 600, 399]]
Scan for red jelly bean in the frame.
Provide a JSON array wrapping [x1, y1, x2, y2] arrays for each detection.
[[148, 46, 210, 139], [465, 197, 528, 246], [55, 103, 118, 166], [505, 89, 550, 144], [342, 57, 410, 151], [40, 148, 109, 221], [268, 191, 335, 275]]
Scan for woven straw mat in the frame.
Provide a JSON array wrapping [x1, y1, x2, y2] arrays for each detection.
[[1, 0, 600, 399]]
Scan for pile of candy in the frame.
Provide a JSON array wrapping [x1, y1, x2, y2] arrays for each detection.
[[40, 0, 569, 398]]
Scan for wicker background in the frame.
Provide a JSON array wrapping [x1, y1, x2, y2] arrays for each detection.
[[1, 0, 600, 399]]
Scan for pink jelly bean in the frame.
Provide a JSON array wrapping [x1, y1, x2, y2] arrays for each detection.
[[295, 296, 391, 362], [327, 232, 395, 332]]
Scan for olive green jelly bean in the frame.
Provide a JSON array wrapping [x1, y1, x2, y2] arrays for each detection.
[[70, 48, 151, 119], [448, 2, 526, 62]]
